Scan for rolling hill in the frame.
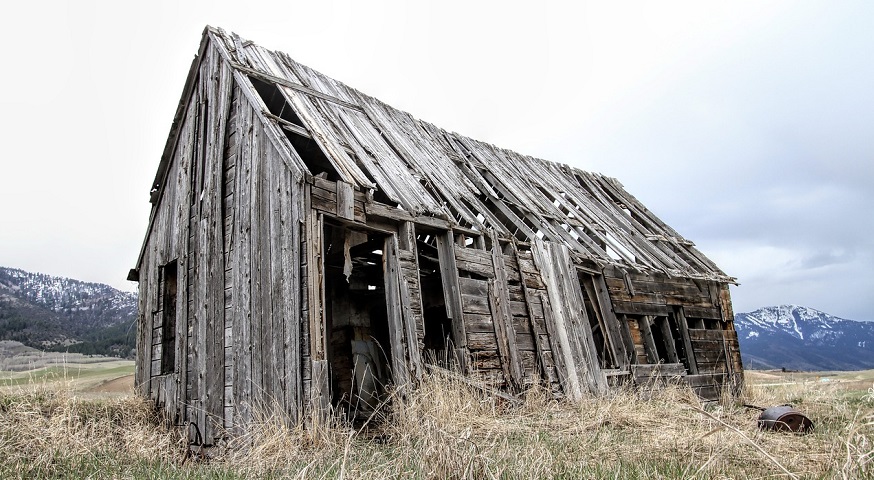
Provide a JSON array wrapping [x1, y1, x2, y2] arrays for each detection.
[[0, 267, 137, 358]]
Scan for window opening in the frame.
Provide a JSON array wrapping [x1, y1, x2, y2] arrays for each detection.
[[703, 318, 721, 330], [579, 274, 617, 369], [417, 228, 455, 366], [159, 260, 178, 375], [647, 317, 672, 363], [666, 313, 692, 369]]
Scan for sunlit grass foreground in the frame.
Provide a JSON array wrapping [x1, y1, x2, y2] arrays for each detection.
[[1, 370, 872, 479]]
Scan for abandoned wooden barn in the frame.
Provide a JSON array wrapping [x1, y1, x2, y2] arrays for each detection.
[[130, 27, 744, 445]]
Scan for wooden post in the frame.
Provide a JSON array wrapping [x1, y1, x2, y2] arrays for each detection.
[[397, 222, 423, 381]]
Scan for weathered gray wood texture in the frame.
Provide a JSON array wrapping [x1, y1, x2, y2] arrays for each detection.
[[134, 26, 745, 444], [135, 32, 305, 444]]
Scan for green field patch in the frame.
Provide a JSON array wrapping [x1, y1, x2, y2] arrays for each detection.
[[0, 361, 135, 389]]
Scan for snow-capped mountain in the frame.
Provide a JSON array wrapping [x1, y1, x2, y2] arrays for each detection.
[[735, 305, 874, 371], [0, 267, 137, 358]]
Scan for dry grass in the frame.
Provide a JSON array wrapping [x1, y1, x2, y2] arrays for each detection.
[[217, 371, 874, 479], [1, 370, 873, 479]]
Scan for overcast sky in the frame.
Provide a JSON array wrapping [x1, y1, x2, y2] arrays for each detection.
[[0, 1, 871, 320]]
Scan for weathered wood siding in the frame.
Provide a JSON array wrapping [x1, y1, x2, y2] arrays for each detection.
[[218, 83, 305, 435], [136, 37, 306, 445], [601, 265, 744, 399]]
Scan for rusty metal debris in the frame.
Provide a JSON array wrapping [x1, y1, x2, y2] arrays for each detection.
[[757, 405, 814, 434]]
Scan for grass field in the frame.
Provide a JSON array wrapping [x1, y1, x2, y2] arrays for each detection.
[[0, 362, 872, 479]]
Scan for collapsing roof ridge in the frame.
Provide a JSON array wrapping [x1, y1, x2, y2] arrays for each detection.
[[162, 26, 735, 283]]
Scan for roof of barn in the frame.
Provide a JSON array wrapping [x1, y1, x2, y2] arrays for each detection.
[[146, 26, 734, 283]]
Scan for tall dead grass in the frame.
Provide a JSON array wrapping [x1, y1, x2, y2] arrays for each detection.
[[0, 388, 194, 478], [222, 371, 874, 479], [1, 372, 872, 478]]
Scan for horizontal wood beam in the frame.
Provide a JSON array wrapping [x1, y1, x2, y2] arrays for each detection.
[[364, 201, 483, 237], [230, 62, 364, 112], [263, 111, 312, 138]]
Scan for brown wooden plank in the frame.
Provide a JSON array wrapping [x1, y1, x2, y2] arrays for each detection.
[[461, 292, 491, 315], [458, 277, 489, 296], [468, 331, 499, 351], [684, 306, 723, 320], [455, 259, 496, 278], [688, 328, 726, 341], [631, 363, 687, 379], [675, 308, 698, 375], [454, 245, 493, 267], [464, 313, 496, 333], [611, 301, 672, 316]]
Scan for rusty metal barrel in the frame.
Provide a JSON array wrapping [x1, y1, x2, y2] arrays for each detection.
[[757, 406, 813, 433]]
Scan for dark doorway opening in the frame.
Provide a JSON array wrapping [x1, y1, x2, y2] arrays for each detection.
[[415, 228, 455, 366], [323, 222, 393, 422]]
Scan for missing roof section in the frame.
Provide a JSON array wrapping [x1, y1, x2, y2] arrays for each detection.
[[248, 76, 340, 181]]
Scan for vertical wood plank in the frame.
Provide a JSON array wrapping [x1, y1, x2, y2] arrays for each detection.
[[489, 236, 523, 391], [383, 236, 411, 388], [512, 243, 550, 384], [310, 359, 330, 426], [656, 316, 680, 363], [249, 97, 266, 415], [532, 240, 607, 397], [192, 69, 209, 442], [637, 315, 660, 364], [279, 166, 301, 421], [538, 292, 570, 393], [675, 308, 699, 374], [234, 96, 253, 430], [435, 231, 467, 349], [267, 145, 286, 412], [308, 210, 325, 361], [396, 223, 423, 381], [336, 180, 355, 220], [586, 275, 632, 368]]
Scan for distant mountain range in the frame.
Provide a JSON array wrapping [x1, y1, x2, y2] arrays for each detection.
[[734, 305, 874, 371], [0, 267, 136, 358]]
